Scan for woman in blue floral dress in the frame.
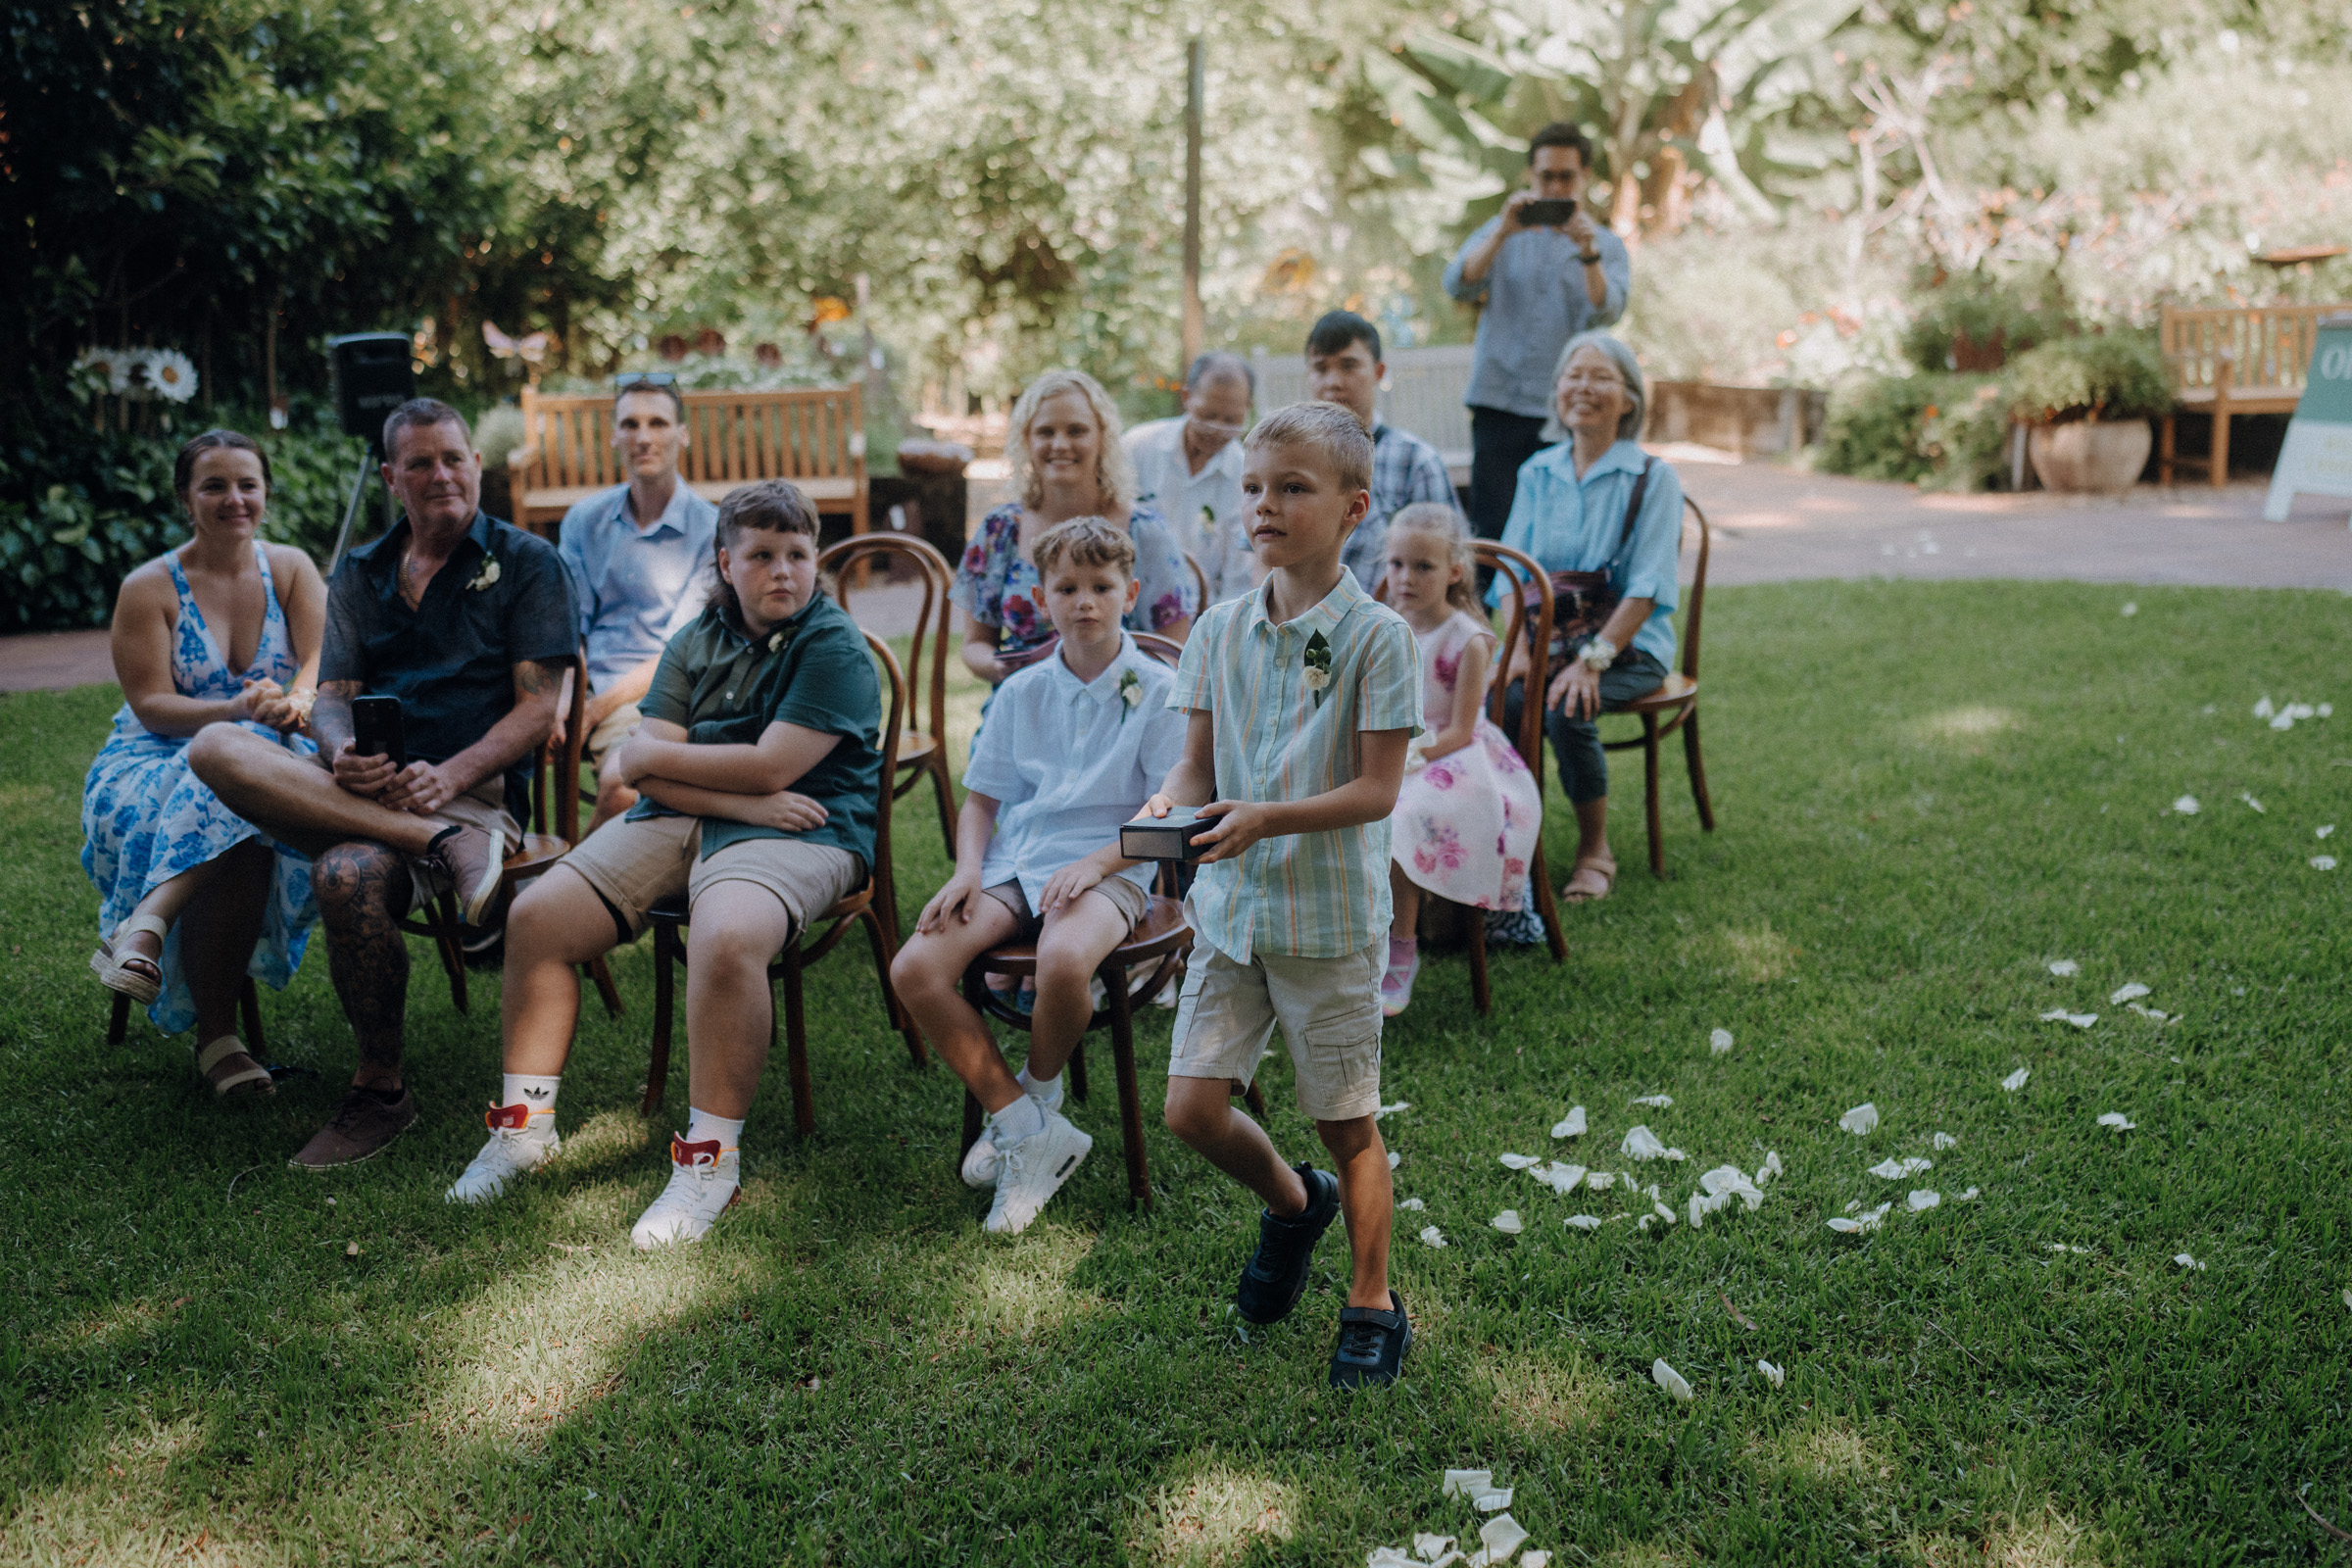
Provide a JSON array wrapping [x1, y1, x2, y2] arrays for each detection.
[[82, 430, 327, 1098], [953, 368, 1196, 682]]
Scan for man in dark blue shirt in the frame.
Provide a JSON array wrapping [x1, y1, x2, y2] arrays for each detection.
[[194, 398, 578, 1170]]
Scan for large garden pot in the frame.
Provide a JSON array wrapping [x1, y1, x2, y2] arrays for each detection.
[[2027, 416, 2152, 494]]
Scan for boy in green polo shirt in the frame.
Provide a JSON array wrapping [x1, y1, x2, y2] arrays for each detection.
[[443, 480, 881, 1250], [1143, 401, 1423, 1387]]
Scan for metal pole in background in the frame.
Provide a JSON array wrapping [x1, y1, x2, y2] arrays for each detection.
[[1181, 35, 1204, 372]]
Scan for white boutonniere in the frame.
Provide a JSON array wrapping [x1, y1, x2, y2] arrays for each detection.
[[1198, 503, 1216, 540], [1117, 667, 1143, 722], [1300, 629, 1333, 705], [766, 621, 796, 655], [466, 556, 501, 592]]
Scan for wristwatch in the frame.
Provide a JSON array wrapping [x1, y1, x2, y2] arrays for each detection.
[[1577, 636, 1618, 671], [1579, 250, 1602, 266]]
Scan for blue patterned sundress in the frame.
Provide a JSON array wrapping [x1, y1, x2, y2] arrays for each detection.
[[80, 543, 319, 1035]]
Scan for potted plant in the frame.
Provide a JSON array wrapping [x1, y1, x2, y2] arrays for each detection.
[[2006, 333, 2172, 493]]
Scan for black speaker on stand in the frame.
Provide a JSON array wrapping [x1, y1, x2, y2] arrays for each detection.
[[324, 332, 417, 572]]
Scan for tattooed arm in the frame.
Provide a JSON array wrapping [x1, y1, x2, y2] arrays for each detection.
[[378, 658, 567, 816]]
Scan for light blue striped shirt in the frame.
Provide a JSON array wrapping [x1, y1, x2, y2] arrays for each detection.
[[1171, 571, 1423, 962], [556, 482, 719, 691], [1486, 439, 1682, 668]]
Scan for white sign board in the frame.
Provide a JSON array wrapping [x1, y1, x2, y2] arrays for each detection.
[[2263, 313, 2352, 522]]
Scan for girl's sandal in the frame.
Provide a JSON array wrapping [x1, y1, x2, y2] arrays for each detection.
[[196, 1036, 275, 1099], [90, 913, 170, 1005], [1559, 856, 1617, 905]]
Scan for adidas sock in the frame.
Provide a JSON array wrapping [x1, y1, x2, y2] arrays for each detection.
[[504, 1073, 562, 1128], [684, 1106, 745, 1158], [1016, 1064, 1064, 1111], [994, 1093, 1048, 1145]]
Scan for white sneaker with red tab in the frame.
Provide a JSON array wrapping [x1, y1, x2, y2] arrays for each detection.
[[630, 1135, 742, 1249], [444, 1102, 560, 1203]]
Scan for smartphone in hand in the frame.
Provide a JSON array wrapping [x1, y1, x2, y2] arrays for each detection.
[[1518, 198, 1582, 227], [351, 694, 407, 768]]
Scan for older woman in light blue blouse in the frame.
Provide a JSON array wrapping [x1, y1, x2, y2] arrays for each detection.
[[1490, 329, 1683, 905]]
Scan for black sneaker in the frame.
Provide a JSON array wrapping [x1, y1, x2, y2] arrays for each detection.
[[1234, 1163, 1341, 1325], [289, 1085, 418, 1170], [1329, 1290, 1411, 1388]]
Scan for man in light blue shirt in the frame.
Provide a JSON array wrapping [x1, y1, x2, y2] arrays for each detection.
[[555, 376, 719, 829], [1443, 123, 1631, 554]]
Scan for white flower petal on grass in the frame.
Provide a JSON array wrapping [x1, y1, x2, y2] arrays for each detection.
[[1933, 1132, 1959, 1150], [1479, 1514, 1530, 1562], [1521, 1554, 1552, 1568], [1958, 1187, 1981, 1200], [1652, 1200, 1678, 1226], [2271, 710, 2296, 731], [1758, 1151, 1785, 1183], [2314, 856, 2339, 871], [1472, 1487, 1513, 1512], [1491, 1210, 1524, 1235], [1536, 1162, 1587, 1195], [2048, 959, 2080, 976], [2342, 1288, 2352, 1312], [1688, 1194, 1706, 1228], [1631, 1094, 1674, 1108], [1388, 1151, 1401, 1170], [2110, 982, 2151, 1004], [1413, 1533, 1457, 1561], [1838, 1102, 1881, 1136], [2173, 1252, 2206, 1272], [2097, 1111, 2136, 1132], [1757, 1359, 1786, 1388], [1710, 1028, 1735, 1055], [1550, 1105, 1588, 1139], [1419, 1225, 1447, 1249], [1698, 1165, 1764, 1210], [1584, 1171, 1614, 1192], [1651, 1359, 1693, 1401], [2320, 704, 2334, 717], [1829, 1202, 1892, 1235], [2319, 824, 2337, 839], [1622, 1125, 1670, 1160], [1498, 1152, 1540, 1170], [2002, 1067, 2032, 1092], [1397, 1197, 1426, 1211], [2046, 1243, 2092, 1255], [1369, 1547, 1415, 1568], [1376, 1101, 1411, 1119], [2120, 601, 2137, 616], [1868, 1156, 1933, 1179], [1441, 1470, 1494, 1498], [2239, 793, 2265, 813], [2173, 795, 2200, 815], [2254, 697, 2276, 719], [1565, 1214, 1603, 1231], [2040, 1009, 2098, 1028], [1908, 1189, 1940, 1211]]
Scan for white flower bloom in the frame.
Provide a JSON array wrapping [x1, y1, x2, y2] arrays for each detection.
[[468, 557, 503, 592], [1301, 665, 1332, 691], [74, 346, 133, 395], [141, 348, 199, 403]]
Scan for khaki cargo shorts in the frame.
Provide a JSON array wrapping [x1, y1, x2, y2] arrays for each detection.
[[1167, 916, 1384, 1123], [583, 701, 644, 769], [559, 812, 862, 942], [981, 874, 1151, 940]]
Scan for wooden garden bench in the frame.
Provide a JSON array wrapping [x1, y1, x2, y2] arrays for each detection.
[[509, 384, 868, 536], [2158, 303, 2344, 486]]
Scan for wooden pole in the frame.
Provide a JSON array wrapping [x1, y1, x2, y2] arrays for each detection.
[[1181, 35, 1204, 372]]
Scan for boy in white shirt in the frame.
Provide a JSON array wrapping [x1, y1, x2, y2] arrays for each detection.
[[889, 517, 1188, 1235]]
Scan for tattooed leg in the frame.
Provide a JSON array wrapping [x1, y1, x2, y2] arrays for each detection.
[[313, 840, 413, 1088]]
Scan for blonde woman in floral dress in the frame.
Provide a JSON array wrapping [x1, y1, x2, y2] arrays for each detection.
[[1377, 504, 1540, 1015]]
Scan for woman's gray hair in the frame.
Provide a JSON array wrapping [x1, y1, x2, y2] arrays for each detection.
[[1542, 330, 1646, 444]]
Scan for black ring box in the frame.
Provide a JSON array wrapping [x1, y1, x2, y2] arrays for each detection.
[[1121, 808, 1213, 862]]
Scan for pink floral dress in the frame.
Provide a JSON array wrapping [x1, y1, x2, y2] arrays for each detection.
[[1389, 610, 1542, 910]]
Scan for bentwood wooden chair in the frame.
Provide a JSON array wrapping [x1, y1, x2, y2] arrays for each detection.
[[1599, 497, 1717, 879], [1466, 542, 1569, 1011], [819, 533, 958, 858], [1183, 550, 1211, 615], [402, 652, 624, 1018], [638, 630, 923, 1130]]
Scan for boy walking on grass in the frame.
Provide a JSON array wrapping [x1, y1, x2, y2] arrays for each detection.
[[891, 517, 1188, 1236], [1142, 402, 1423, 1388]]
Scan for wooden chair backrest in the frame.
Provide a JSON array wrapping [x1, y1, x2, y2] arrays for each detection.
[[530, 650, 590, 843], [1182, 551, 1209, 612], [859, 628, 906, 900], [515, 383, 866, 494], [1131, 631, 1185, 669], [821, 534, 951, 752], [1678, 496, 1710, 683], [1475, 540, 1552, 792], [2159, 304, 2344, 393]]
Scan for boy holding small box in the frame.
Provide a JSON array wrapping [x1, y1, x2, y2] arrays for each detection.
[[1141, 401, 1423, 1388]]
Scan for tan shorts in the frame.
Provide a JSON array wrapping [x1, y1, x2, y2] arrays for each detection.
[[981, 874, 1151, 940], [304, 752, 521, 915], [1167, 920, 1384, 1123], [559, 812, 863, 941], [584, 702, 644, 767]]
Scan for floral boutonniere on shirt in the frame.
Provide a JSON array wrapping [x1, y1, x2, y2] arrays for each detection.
[[1198, 504, 1216, 541], [1301, 629, 1333, 707], [765, 621, 796, 655], [1116, 667, 1144, 722], [466, 556, 502, 592]]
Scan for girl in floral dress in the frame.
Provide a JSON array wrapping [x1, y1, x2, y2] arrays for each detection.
[[82, 429, 325, 1096], [1378, 504, 1541, 1015], [952, 368, 1196, 682]]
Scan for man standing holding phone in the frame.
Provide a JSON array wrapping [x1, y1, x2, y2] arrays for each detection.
[[1443, 122, 1632, 550]]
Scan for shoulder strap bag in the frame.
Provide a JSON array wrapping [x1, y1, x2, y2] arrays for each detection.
[[1519, 456, 1652, 682]]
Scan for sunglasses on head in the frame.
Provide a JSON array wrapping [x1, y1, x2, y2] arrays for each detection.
[[614, 372, 679, 393]]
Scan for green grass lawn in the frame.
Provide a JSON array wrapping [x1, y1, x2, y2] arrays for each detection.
[[2, 580, 2348, 1566]]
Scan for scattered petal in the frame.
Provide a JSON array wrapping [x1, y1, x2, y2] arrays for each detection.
[[1413, 1534, 1457, 1562], [1479, 1514, 1530, 1562], [1688, 1193, 1706, 1228], [1652, 1200, 1678, 1226], [2173, 1252, 2206, 1272], [1869, 1156, 1934, 1179], [1584, 1171, 1615, 1192], [2343, 1289, 2351, 1311], [344, 1242, 361, 1257], [1442, 1470, 1494, 1498], [2173, 795, 2200, 815], [2110, 983, 2151, 1004], [2047, 1243, 2091, 1255], [1377, 1101, 1411, 1119], [2047, 959, 2080, 976], [1564, 1214, 1603, 1231], [1838, 1102, 1881, 1136], [2314, 856, 2339, 871], [1829, 1202, 1892, 1235], [1397, 1197, 1426, 1211], [1550, 1105, 1588, 1139], [2039, 1009, 2098, 1028], [1710, 1027, 1735, 1055], [1651, 1359, 1693, 1401], [1472, 1487, 1513, 1512], [1498, 1152, 1540, 1170], [1758, 1151, 1785, 1184], [2238, 792, 2265, 813], [2002, 1067, 2032, 1092], [2120, 601, 2137, 616], [2271, 710, 2296, 731], [1369, 1548, 1415, 1568], [1908, 1189, 1940, 1211], [1757, 1358, 1786, 1388], [2319, 703, 2334, 717], [1622, 1125, 1670, 1160], [2097, 1111, 2136, 1131], [1490, 1210, 1524, 1235], [2318, 824, 2336, 839], [1419, 1225, 1447, 1249], [1521, 1554, 1551, 1568], [1535, 1161, 1587, 1195], [1388, 1151, 1401, 1170], [2254, 697, 2276, 719], [1631, 1094, 1674, 1108], [1932, 1132, 1958, 1151], [1958, 1186, 1981, 1200]]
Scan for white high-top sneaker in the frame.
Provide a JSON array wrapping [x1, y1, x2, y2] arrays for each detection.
[[444, 1102, 560, 1203], [630, 1135, 742, 1249], [983, 1110, 1093, 1236]]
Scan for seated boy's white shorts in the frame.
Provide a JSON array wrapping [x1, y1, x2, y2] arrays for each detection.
[[558, 813, 861, 942], [1168, 924, 1384, 1123]]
